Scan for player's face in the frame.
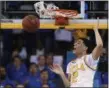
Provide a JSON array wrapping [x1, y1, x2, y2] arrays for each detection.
[[73, 39, 86, 55]]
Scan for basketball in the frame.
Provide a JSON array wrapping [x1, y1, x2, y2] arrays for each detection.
[[22, 15, 40, 32]]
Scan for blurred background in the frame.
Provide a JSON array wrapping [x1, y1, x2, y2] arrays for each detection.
[[0, 1, 108, 88]]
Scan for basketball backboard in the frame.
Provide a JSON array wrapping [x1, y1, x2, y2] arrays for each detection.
[[34, 1, 85, 18]]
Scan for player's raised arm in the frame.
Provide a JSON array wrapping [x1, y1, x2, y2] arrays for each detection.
[[50, 64, 70, 87], [92, 17, 103, 60]]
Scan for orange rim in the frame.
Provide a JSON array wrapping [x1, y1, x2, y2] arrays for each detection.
[[53, 9, 78, 17]]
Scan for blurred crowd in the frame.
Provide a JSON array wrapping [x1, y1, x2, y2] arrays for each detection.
[[0, 54, 57, 88]]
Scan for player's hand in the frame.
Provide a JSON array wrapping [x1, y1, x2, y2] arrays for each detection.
[[50, 64, 64, 75], [94, 17, 99, 30]]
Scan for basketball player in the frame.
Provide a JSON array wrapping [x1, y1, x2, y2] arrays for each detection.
[[50, 17, 103, 87]]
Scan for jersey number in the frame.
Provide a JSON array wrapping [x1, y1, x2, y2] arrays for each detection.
[[71, 71, 78, 83]]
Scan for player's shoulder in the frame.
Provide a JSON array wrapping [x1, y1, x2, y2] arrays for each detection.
[[68, 59, 77, 66], [82, 54, 92, 59]]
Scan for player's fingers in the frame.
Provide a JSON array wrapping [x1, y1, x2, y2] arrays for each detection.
[[97, 17, 99, 29]]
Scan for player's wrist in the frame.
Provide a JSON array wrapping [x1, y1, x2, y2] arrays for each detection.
[[59, 71, 65, 76]]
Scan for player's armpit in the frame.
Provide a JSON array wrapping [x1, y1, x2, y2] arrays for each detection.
[[92, 46, 103, 60]]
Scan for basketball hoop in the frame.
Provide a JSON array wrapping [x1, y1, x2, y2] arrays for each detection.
[[40, 9, 78, 18], [34, 2, 78, 25], [48, 9, 78, 18], [34, 2, 78, 18]]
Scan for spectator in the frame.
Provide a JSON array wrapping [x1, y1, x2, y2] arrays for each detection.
[[12, 47, 27, 60], [39, 70, 56, 88], [0, 66, 16, 88], [12, 49, 19, 58], [37, 55, 46, 71], [93, 48, 108, 87], [28, 63, 40, 77], [24, 63, 40, 88], [6, 56, 27, 84], [45, 54, 56, 80], [46, 54, 53, 67]]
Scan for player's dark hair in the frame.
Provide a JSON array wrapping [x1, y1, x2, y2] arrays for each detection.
[[79, 38, 89, 47], [79, 38, 91, 53]]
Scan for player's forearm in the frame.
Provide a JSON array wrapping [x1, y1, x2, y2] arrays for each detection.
[[59, 72, 70, 87], [92, 18, 103, 60], [94, 29, 103, 47]]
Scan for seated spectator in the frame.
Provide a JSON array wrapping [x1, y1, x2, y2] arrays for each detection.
[[39, 70, 56, 88], [27, 63, 40, 78], [46, 54, 53, 67], [12, 47, 27, 60], [45, 54, 56, 80], [0, 66, 16, 88], [94, 48, 108, 87], [24, 63, 40, 88], [6, 56, 27, 84], [12, 49, 19, 58], [37, 55, 46, 71]]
